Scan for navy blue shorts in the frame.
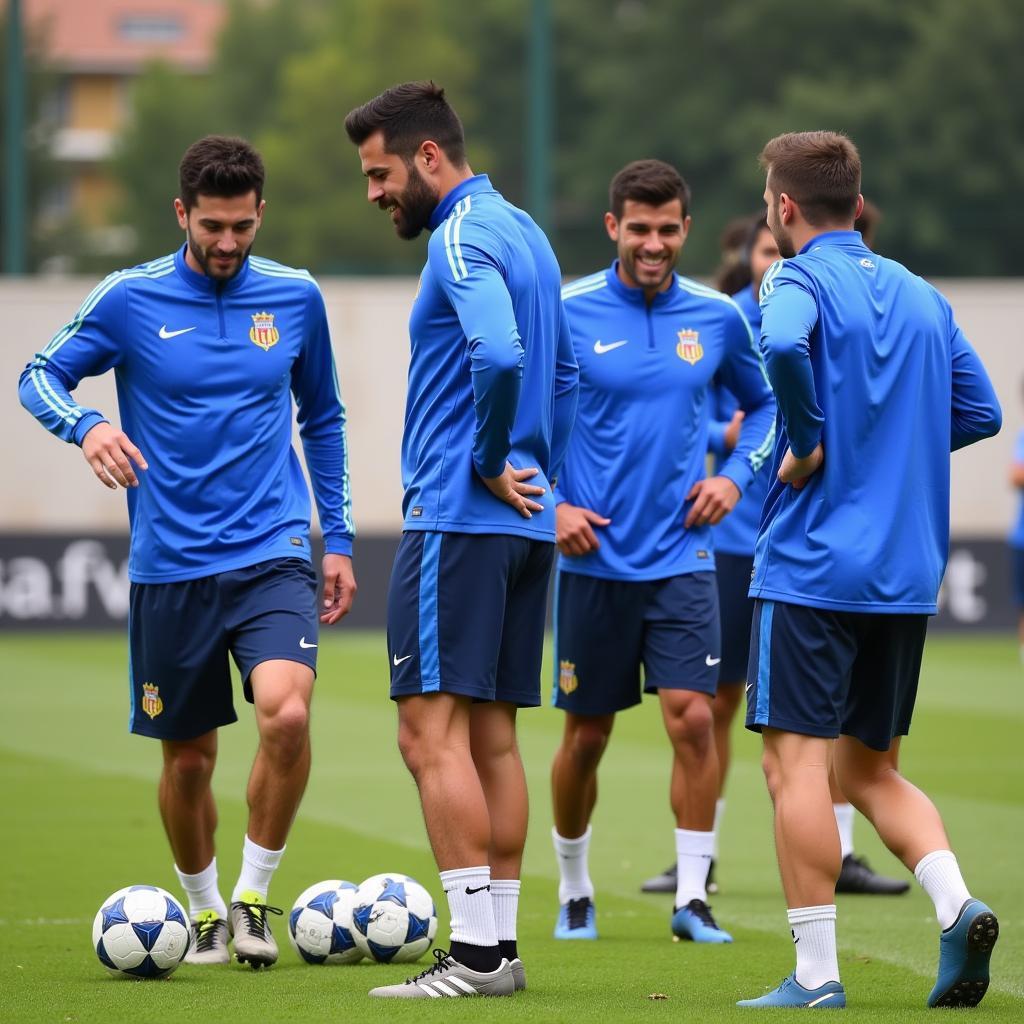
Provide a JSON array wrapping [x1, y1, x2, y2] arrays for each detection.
[[128, 558, 318, 741], [1012, 546, 1024, 607], [715, 552, 755, 685], [388, 531, 554, 706], [553, 570, 720, 715], [745, 599, 928, 751]]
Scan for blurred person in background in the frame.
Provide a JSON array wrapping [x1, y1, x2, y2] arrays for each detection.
[[1009, 380, 1024, 661]]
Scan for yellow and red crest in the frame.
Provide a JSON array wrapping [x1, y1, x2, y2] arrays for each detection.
[[676, 329, 703, 365], [559, 660, 578, 696], [249, 311, 280, 351], [141, 683, 163, 720]]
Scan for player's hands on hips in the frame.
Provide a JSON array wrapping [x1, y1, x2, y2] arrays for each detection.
[[556, 502, 611, 556], [723, 409, 745, 453], [778, 443, 824, 490], [481, 462, 546, 518], [321, 554, 356, 624], [685, 476, 741, 528], [82, 422, 148, 489]]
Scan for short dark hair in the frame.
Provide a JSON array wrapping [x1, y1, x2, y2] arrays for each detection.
[[759, 131, 861, 225], [344, 81, 466, 166], [178, 135, 265, 211], [609, 159, 690, 219]]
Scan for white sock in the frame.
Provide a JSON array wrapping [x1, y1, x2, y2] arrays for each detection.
[[788, 904, 840, 989], [914, 850, 971, 930], [490, 878, 520, 942], [833, 802, 856, 860], [439, 866, 497, 947], [712, 799, 726, 859], [175, 858, 227, 920], [553, 826, 594, 903], [231, 836, 285, 903], [675, 828, 714, 906]]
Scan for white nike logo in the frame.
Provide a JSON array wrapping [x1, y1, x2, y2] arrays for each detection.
[[807, 993, 840, 1008], [745, 682, 753, 695], [594, 339, 628, 355], [158, 325, 197, 339], [299, 637, 317, 649], [393, 654, 413, 666], [706, 655, 722, 666]]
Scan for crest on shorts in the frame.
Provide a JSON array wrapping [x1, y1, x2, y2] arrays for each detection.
[[249, 311, 280, 351], [676, 329, 703, 365], [559, 660, 578, 696], [141, 683, 163, 720]]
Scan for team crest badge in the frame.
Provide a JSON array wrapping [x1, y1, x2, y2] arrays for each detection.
[[559, 660, 578, 696], [249, 311, 280, 351], [676, 329, 703, 365], [141, 683, 163, 720]]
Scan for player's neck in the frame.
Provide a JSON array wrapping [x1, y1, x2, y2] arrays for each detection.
[[792, 220, 856, 253], [435, 163, 476, 206]]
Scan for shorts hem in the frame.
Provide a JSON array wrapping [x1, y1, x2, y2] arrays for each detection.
[[744, 715, 838, 739], [391, 682, 540, 707], [643, 678, 717, 697], [130, 715, 237, 741]]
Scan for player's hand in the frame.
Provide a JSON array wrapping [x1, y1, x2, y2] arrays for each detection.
[[480, 462, 546, 519], [556, 502, 611, 556], [82, 422, 148, 489], [684, 476, 741, 528], [723, 409, 745, 453], [321, 554, 356, 624], [778, 443, 824, 490]]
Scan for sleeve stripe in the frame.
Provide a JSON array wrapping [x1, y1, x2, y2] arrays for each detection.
[[759, 259, 785, 301], [442, 197, 472, 281], [30, 367, 82, 425]]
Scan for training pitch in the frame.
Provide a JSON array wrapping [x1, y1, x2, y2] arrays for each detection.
[[1, 631, 1021, 1022]]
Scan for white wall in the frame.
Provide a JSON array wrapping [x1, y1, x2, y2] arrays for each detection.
[[2, 276, 1021, 537]]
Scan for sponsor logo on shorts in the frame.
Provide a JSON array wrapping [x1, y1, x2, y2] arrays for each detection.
[[676, 329, 703, 364], [393, 653, 413, 666], [141, 682, 163, 719], [559, 659, 578, 695], [299, 637, 318, 649], [706, 655, 721, 667], [249, 311, 280, 351]]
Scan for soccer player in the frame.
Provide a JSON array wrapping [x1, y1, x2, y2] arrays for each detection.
[[18, 136, 355, 969], [737, 131, 1001, 1009], [642, 212, 909, 898], [1009, 384, 1024, 661], [344, 82, 578, 999], [550, 160, 775, 944]]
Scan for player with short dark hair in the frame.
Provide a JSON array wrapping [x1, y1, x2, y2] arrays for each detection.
[[345, 81, 578, 999], [19, 134, 356, 970], [549, 159, 775, 945], [737, 130, 1001, 1009]]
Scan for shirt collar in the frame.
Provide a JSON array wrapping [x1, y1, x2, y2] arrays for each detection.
[[428, 174, 496, 231], [799, 229, 864, 255], [605, 260, 680, 307], [173, 243, 251, 293]]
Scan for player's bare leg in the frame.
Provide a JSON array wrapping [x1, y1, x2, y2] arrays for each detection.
[[230, 660, 314, 968], [711, 683, 743, 792], [550, 712, 614, 939], [661, 689, 731, 942], [470, 701, 527, 986], [397, 692, 504, 976]]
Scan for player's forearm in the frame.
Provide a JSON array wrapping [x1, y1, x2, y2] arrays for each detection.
[[469, 333, 524, 478], [18, 358, 107, 444], [301, 433, 355, 553], [719, 394, 777, 494], [950, 335, 1001, 451], [549, 373, 579, 482], [759, 335, 822, 459]]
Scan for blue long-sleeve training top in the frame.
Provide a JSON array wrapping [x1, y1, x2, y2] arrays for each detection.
[[555, 263, 776, 581], [401, 174, 579, 539], [752, 230, 1001, 613], [19, 246, 354, 583]]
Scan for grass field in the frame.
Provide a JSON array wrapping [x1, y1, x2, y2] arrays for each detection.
[[1, 631, 1021, 1022]]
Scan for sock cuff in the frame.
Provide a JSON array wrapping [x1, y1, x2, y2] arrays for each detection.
[[914, 849, 955, 882], [675, 828, 715, 857], [490, 878, 521, 896], [552, 825, 591, 850], [787, 904, 837, 926], [439, 865, 491, 890], [175, 857, 217, 883]]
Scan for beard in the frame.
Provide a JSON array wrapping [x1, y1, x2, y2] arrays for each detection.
[[620, 249, 677, 292], [386, 165, 438, 240], [187, 232, 251, 280]]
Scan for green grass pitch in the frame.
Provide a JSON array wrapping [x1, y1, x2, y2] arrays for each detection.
[[1, 631, 1021, 1022]]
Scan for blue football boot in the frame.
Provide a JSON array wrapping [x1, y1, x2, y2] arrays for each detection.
[[671, 899, 733, 943], [737, 973, 846, 1009], [554, 896, 597, 940], [927, 898, 998, 1008]]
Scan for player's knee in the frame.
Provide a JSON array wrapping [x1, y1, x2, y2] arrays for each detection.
[[566, 719, 611, 769], [165, 744, 215, 791], [665, 695, 713, 749], [396, 719, 430, 779], [761, 749, 782, 802], [259, 698, 309, 761]]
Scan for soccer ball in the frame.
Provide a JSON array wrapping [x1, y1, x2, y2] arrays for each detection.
[[351, 872, 437, 964], [288, 880, 363, 964], [92, 885, 190, 978]]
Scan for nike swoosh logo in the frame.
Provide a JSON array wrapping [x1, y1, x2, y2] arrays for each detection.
[[706, 655, 722, 666], [393, 654, 413, 666], [745, 682, 753, 695], [299, 637, 317, 649], [158, 325, 197, 339], [594, 339, 628, 354], [464, 884, 490, 895]]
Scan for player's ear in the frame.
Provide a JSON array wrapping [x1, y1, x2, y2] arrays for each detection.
[[853, 194, 865, 222], [418, 140, 442, 175], [256, 199, 266, 227], [173, 198, 188, 230], [604, 211, 619, 242]]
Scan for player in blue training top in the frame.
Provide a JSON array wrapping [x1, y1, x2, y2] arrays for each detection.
[[737, 132, 1001, 1011], [548, 160, 775, 946], [345, 82, 578, 1000], [18, 136, 356, 970]]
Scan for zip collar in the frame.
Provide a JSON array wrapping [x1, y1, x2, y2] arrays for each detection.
[[604, 260, 680, 308], [173, 243, 252, 293], [429, 174, 497, 231]]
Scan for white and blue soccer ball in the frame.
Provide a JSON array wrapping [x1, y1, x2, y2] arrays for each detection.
[[288, 879, 363, 964], [92, 885, 190, 979], [351, 872, 437, 964]]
